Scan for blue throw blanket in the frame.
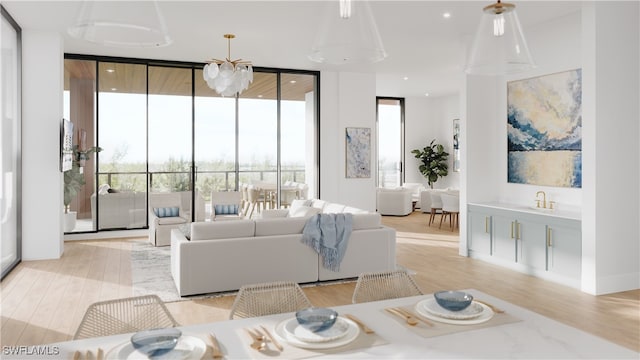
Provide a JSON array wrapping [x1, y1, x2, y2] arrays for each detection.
[[301, 213, 353, 272]]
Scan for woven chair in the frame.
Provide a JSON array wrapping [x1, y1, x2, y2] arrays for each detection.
[[74, 295, 179, 339], [352, 270, 424, 304], [229, 281, 312, 319]]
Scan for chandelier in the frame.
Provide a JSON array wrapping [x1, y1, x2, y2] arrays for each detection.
[[203, 34, 253, 96], [466, 0, 535, 75]]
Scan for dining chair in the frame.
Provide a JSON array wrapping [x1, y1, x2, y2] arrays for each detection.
[[279, 188, 298, 208], [74, 295, 179, 339], [246, 185, 264, 218], [352, 270, 423, 304], [229, 281, 313, 319], [440, 193, 460, 231], [429, 192, 443, 226]]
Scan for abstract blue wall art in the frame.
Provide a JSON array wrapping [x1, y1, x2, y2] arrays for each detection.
[[507, 69, 582, 188], [345, 127, 371, 178]]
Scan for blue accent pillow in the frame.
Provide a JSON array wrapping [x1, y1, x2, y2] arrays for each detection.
[[154, 206, 180, 218], [214, 204, 239, 215]]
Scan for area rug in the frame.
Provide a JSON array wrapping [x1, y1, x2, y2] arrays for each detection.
[[131, 240, 410, 303]]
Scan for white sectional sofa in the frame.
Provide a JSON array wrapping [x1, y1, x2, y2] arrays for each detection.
[[170, 200, 396, 296]]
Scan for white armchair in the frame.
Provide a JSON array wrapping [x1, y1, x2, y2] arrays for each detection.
[[149, 192, 188, 247], [402, 182, 426, 209], [211, 191, 243, 220], [376, 188, 413, 216]]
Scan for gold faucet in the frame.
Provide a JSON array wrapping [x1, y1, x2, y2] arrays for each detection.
[[536, 191, 547, 208]]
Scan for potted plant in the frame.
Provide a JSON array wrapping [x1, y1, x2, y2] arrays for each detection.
[[411, 139, 449, 188], [63, 145, 102, 232]]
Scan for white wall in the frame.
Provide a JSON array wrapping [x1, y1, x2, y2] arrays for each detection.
[[465, 12, 583, 209], [581, 2, 639, 294], [21, 31, 64, 260], [404, 94, 460, 189], [320, 71, 377, 211], [499, 12, 583, 210], [464, 5, 639, 294]]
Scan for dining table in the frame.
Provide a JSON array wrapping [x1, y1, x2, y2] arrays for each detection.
[[251, 183, 300, 209], [21, 289, 638, 359]]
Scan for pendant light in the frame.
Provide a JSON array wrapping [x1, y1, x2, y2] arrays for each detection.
[[466, 0, 535, 75]]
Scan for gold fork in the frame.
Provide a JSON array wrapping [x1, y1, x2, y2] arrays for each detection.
[[209, 333, 225, 359], [245, 328, 266, 351], [259, 325, 283, 351], [385, 308, 418, 326]]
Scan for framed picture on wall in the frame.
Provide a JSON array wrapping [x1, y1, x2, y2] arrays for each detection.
[[345, 127, 371, 178], [452, 118, 460, 172]]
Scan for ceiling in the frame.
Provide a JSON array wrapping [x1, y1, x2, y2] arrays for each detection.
[[3, 1, 582, 98]]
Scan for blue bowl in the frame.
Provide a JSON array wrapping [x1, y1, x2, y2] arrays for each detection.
[[434, 291, 474, 311], [131, 328, 182, 357], [295, 307, 338, 333]]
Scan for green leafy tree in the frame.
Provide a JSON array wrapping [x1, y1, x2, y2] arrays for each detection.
[[411, 139, 449, 188], [64, 145, 102, 213]]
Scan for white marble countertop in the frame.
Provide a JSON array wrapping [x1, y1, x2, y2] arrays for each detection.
[[468, 202, 582, 221], [15, 289, 636, 359]]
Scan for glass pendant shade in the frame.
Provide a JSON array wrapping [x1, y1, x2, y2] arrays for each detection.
[[309, 0, 387, 64], [203, 34, 253, 96], [466, 1, 535, 75], [67, 0, 172, 47]]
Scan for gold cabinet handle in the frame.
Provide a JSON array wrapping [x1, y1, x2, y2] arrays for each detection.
[[485, 217, 489, 233], [547, 227, 553, 247], [510, 221, 514, 239], [517, 222, 521, 240]]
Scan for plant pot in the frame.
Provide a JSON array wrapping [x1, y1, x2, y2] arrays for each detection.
[[64, 211, 77, 232]]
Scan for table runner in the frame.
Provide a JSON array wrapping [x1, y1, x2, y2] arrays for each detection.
[[384, 303, 521, 339], [235, 324, 387, 359]]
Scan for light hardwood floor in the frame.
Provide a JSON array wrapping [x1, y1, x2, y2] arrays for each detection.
[[1, 211, 638, 352]]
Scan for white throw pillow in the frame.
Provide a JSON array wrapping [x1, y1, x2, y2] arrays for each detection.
[[290, 199, 313, 212], [98, 183, 110, 195], [289, 205, 322, 218]]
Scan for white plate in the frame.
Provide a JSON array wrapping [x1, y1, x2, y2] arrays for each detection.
[[274, 316, 360, 349], [287, 317, 351, 343], [419, 298, 484, 320], [416, 299, 495, 325], [105, 335, 207, 360]]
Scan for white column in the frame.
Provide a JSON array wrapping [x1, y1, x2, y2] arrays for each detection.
[[581, 1, 640, 294], [22, 31, 64, 260]]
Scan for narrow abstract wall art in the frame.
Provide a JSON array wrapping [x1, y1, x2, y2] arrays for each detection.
[[345, 127, 371, 178], [507, 69, 582, 188]]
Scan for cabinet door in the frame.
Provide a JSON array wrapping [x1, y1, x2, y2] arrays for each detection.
[[516, 220, 547, 271], [547, 224, 582, 280], [492, 215, 516, 262], [468, 212, 492, 256]]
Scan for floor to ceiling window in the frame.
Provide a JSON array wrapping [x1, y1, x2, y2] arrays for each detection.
[[1, 6, 21, 279], [377, 97, 404, 188], [63, 55, 318, 233]]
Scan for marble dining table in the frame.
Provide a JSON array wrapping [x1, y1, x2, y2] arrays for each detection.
[[19, 289, 638, 359]]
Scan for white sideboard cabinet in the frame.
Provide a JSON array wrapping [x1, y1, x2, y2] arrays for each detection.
[[468, 203, 582, 289]]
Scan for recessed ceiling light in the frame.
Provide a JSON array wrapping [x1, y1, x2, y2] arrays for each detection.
[[111, 88, 117, 91], [289, 80, 297, 84], [425, 93, 430, 97], [443, 12, 451, 19], [403, 76, 409, 81], [106, 69, 115, 73], [257, 95, 263, 98]]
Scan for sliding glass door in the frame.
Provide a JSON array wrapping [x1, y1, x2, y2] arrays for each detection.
[[377, 97, 404, 188], [96, 62, 148, 230], [64, 55, 318, 231], [1, 6, 21, 278]]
